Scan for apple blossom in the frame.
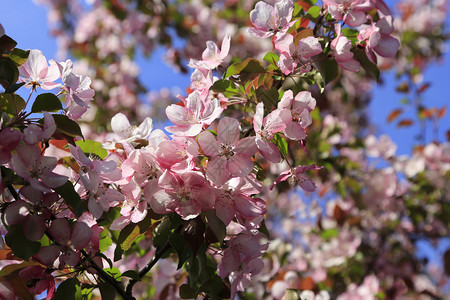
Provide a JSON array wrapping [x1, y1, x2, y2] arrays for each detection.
[[277, 90, 316, 140], [165, 91, 223, 136], [34, 218, 92, 267], [358, 15, 400, 63], [198, 117, 257, 186], [150, 170, 215, 220], [248, 0, 294, 38], [253, 103, 291, 163], [19, 49, 60, 90], [23, 112, 56, 145], [188, 34, 231, 70], [54, 59, 95, 120], [324, 0, 371, 27], [331, 24, 361, 72], [271, 164, 322, 192], [275, 34, 323, 75], [10, 144, 68, 192], [110, 112, 153, 143], [19, 266, 55, 300], [0, 127, 22, 164], [215, 176, 266, 226]]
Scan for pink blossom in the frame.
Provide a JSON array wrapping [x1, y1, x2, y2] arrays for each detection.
[[253, 103, 291, 163], [19, 266, 55, 300], [78, 171, 125, 219], [198, 117, 257, 186], [155, 137, 199, 172], [23, 112, 56, 145], [4, 186, 58, 241], [331, 24, 361, 72], [358, 16, 400, 63], [337, 275, 379, 299], [324, 0, 372, 27], [10, 144, 68, 192], [34, 218, 92, 267], [215, 176, 266, 226], [275, 34, 322, 75], [110, 112, 153, 143], [188, 35, 231, 70], [165, 91, 223, 136], [55, 59, 95, 120], [0, 127, 23, 164], [277, 90, 316, 140], [189, 68, 214, 99], [271, 165, 322, 192], [69, 144, 122, 184], [19, 49, 61, 90], [150, 170, 215, 220], [218, 231, 268, 299], [248, 0, 294, 38]]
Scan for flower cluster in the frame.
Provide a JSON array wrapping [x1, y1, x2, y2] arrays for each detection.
[[2, 0, 448, 299]]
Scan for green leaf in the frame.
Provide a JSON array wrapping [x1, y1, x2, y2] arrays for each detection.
[[0, 93, 25, 116], [31, 93, 63, 113], [352, 47, 380, 81], [120, 224, 141, 251], [180, 284, 197, 299], [76, 140, 108, 160], [255, 87, 279, 110], [54, 181, 84, 217], [99, 231, 113, 252], [103, 267, 122, 281], [98, 282, 117, 300], [314, 53, 339, 86], [341, 28, 359, 44], [55, 278, 78, 300], [169, 232, 191, 269], [52, 114, 84, 138], [305, 6, 321, 20], [210, 79, 240, 97], [0, 35, 17, 54], [0, 58, 19, 89], [263, 52, 279, 64], [152, 217, 172, 251], [258, 219, 270, 238], [225, 58, 266, 82], [321, 228, 339, 239], [4, 225, 41, 260], [202, 210, 226, 244], [272, 133, 288, 161], [122, 270, 140, 280], [8, 48, 30, 67], [5, 82, 25, 94]]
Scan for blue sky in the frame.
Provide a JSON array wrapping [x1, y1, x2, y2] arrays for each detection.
[[1, 0, 449, 155]]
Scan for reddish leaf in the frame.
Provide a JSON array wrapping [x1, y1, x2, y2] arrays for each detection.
[[420, 108, 435, 119], [297, 1, 312, 10], [333, 204, 346, 225], [300, 276, 316, 290], [444, 250, 450, 276], [387, 108, 403, 123], [397, 119, 414, 127], [438, 106, 447, 119], [418, 82, 430, 94], [396, 82, 409, 93]]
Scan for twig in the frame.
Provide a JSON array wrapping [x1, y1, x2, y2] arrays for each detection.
[[80, 249, 132, 300]]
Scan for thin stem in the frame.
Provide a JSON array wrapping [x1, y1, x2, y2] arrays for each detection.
[[125, 225, 181, 298], [80, 249, 132, 300], [6, 185, 19, 201]]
